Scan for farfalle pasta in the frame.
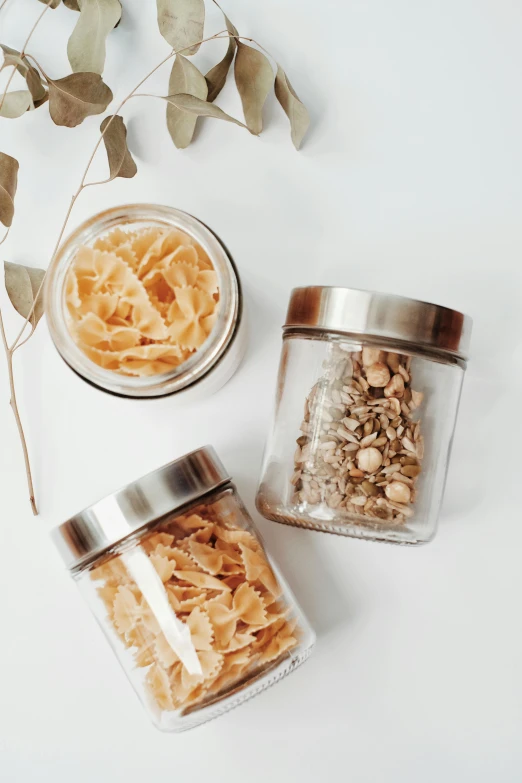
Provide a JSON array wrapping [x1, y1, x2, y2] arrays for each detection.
[[90, 502, 300, 714], [65, 225, 219, 376]]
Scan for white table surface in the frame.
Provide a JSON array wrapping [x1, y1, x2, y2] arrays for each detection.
[[1, 1, 521, 780]]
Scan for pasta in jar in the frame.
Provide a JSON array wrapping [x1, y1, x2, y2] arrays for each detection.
[[53, 447, 315, 731], [45, 205, 246, 398], [66, 226, 219, 377]]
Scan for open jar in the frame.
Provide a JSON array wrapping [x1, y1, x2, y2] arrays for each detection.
[[44, 204, 246, 399], [256, 286, 472, 545], [53, 447, 315, 732]]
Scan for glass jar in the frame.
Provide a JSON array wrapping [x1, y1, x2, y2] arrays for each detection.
[[256, 286, 472, 545], [53, 447, 315, 732], [44, 204, 246, 399]]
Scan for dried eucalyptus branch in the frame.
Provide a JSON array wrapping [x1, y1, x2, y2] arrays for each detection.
[[0, 0, 54, 114], [0, 0, 311, 515]]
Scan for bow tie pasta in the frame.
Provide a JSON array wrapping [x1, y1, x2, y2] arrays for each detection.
[[65, 226, 219, 376], [90, 506, 300, 713]]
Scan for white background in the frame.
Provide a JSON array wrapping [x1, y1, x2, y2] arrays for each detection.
[[1, 1, 521, 781]]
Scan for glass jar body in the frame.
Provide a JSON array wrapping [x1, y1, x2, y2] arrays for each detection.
[[75, 484, 315, 732], [256, 332, 466, 545], [44, 204, 246, 399]]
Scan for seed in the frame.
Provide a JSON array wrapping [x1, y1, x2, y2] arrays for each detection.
[[351, 405, 369, 416], [387, 352, 401, 372], [342, 443, 360, 452], [337, 427, 359, 443], [318, 441, 338, 450], [342, 417, 360, 431], [362, 347, 385, 366], [402, 437, 417, 454], [400, 456, 417, 466], [360, 432, 378, 448], [402, 464, 421, 478], [349, 468, 365, 478], [373, 436, 388, 448], [357, 447, 382, 473], [391, 472, 413, 485], [384, 373, 405, 398], [366, 362, 391, 388], [361, 480, 379, 497], [411, 389, 424, 408], [330, 408, 344, 420], [363, 421, 373, 437], [386, 426, 396, 441], [379, 414, 390, 429], [398, 365, 410, 383], [381, 463, 402, 475], [328, 492, 343, 508], [385, 481, 411, 504]]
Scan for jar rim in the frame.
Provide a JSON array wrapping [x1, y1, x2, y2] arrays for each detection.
[[44, 204, 241, 398], [284, 286, 472, 361], [52, 446, 231, 573]]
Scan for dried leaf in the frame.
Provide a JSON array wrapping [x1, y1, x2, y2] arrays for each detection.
[[48, 72, 112, 127], [0, 91, 33, 119], [167, 55, 207, 149], [100, 115, 137, 180], [38, 0, 61, 7], [67, 0, 122, 75], [1, 45, 47, 104], [205, 11, 238, 103], [157, 0, 205, 56], [64, 0, 80, 9], [274, 65, 310, 150], [161, 93, 248, 131], [0, 152, 18, 228], [234, 43, 273, 135], [26, 67, 48, 104], [4, 262, 46, 329]]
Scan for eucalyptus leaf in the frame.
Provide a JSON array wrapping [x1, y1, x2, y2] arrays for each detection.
[[167, 55, 207, 149], [0, 152, 18, 228], [48, 72, 113, 127], [161, 93, 248, 130], [1, 45, 29, 76], [157, 0, 205, 56], [274, 65, 310, 150], [0, 91, 33, 119], [67, 0, 122, 75], [234, 42, 273, 135], [205, 11, 238, 103], [100, 115, 137, 180], [0, 44, 47, 103], [26, 66, 48, 103], [4, 262, 46, 329], [38, 0, 61, 7]]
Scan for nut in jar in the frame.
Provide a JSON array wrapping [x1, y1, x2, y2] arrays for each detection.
[[292, 345, 424, 525]]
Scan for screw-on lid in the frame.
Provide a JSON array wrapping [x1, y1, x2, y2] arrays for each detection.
[[52, 446, 230, 573], [284, 286, 472, 361]]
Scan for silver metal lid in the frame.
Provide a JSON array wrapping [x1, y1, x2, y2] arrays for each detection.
[[52, 446, 230, 573], [284, 286, 472, 360]]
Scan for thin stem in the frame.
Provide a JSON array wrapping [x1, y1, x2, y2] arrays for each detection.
[[0, 0, 10, 14], [9, 29, 229, 351], [0, 0, 53, 112], [0, 308, 37, 515]]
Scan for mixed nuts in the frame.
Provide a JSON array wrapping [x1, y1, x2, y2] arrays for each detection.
[[291, 345, 424, 525]]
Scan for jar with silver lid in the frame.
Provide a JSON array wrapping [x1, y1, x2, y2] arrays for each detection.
[[44, 204, 246, 399], [53, 447, 315, 731], [256, 286, 472, 545]]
